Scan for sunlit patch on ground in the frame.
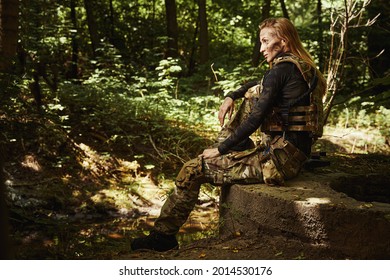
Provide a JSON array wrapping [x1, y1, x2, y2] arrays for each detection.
[[5, 121, 389, 259], [315, 126, 389, 154]]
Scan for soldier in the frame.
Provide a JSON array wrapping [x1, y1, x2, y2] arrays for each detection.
[[131, 17, 326, 252]]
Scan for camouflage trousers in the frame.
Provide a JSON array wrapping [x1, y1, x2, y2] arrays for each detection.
[[153, 147, 286, 235], [153, 94, 303, 235]]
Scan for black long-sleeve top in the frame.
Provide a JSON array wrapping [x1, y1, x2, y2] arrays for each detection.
[[218, 53, 312, 156]]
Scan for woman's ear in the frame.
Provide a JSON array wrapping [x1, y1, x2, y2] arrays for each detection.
[[280, 38, 289, 51]]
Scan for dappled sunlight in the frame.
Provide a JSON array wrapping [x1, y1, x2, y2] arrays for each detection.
[[1, 0, 389, 261], [21, 154, 42, 172], [318, 126, 389, 154], [296, 197, 331, 206], [76, 143, 113, 176], [295, 187, 313, 191], [293, 198, 331, 246], [184, 205, 219, 232], [115, 159, 140, 176], [5, 132, 191, 259]]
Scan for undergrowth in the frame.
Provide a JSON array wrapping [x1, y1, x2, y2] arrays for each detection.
[[2, 56, 389, 259]]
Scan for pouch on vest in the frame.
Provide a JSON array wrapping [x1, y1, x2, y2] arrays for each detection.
[[269, 135, 308, 179]]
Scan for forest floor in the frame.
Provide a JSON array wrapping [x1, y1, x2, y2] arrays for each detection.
[[121, 152, 390, 261], [4, 124, 390, 260]]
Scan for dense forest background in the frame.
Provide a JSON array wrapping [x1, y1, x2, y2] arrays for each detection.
[[0, 0, 389, 259]]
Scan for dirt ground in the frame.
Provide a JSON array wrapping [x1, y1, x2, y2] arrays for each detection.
[[121, 153, 390, 260], [5, 138, 390, 260], [123, 233, 349, 260]]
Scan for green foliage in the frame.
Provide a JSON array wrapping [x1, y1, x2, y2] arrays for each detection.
[[5, 0, 388, 165], [2, 2, 389, 184], [374, 106, 390, 138], [52, 54, 220, 167], [3, 0, 390, 260], [328, 104, 390, 151], [211, 63, 266, 96]]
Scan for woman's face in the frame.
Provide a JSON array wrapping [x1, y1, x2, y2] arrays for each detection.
[[259, 27, 288, 63]]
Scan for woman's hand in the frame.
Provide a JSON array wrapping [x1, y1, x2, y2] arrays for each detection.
[[201, 148, 220, 159], [218, 97, 234, 127]]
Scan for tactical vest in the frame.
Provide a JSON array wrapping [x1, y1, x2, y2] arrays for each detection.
[[260, 54, 325, 139]]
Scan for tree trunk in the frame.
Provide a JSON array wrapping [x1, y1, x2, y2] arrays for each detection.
[[83, 0, 101, 58], [251, 0, 271, 66], [280, 0, 289, 19], [0, 0, 19, 71], [198, 0, 209, 64], [317, 0, 324, 71], [164, 0, 179, 58], [0, 141, 12, 259], [109, 0, 115, 40], [69, 0, 79, 79], [367, 0, 389, 78], [0, 0, 18, 258], [188, 17, 199, 76]]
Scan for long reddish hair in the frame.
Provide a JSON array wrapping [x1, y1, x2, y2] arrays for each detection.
[[260, 17, 326, 95]]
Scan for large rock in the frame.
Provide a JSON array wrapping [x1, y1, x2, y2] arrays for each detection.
[[219, 171, 390, 259]]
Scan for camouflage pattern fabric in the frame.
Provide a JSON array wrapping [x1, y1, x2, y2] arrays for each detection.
[[215, 85, 261, 146], [203, 148, 265, 186], [154, 79, 307, 235], [269, 135, 308, 179], [154, 148, 269, 235]]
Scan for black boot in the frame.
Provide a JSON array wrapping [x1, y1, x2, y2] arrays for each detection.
[[131, 231, 178, 252]]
